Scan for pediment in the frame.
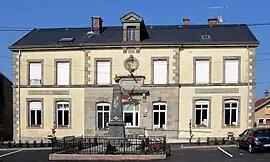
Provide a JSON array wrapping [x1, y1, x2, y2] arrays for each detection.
[[120, 12, 143, 23]]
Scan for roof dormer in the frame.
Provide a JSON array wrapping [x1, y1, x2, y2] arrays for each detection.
[[120, 12, 148, 42]]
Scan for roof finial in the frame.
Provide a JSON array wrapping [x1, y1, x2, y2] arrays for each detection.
[[265, 89, 269, 98]]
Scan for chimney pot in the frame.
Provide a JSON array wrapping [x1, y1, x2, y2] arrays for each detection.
[[183, 18, 190, 25], [208, 18, 218, 25], [265, 89, 269, 97], [91, 16, 103, 34]]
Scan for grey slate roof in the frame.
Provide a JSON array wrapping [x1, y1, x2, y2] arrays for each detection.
[[9, 24, 259, 50]]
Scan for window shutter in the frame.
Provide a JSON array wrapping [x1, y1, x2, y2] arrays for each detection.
[[29, 101, 42, 110], [153, 61, 167, 84], [196, 60, 209, 83], [57, 62, 70, 85], [225, 60, 238, 83], [97, 61, 110, 84], [29, 63, 42, 85]]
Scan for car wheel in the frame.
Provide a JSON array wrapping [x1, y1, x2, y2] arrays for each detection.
[[248, 144, 255, 153]]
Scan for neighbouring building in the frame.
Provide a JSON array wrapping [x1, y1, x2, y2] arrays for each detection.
[[9, 12, 259, 142], [254, 89, 270, 127], [0, 72, 13, 140]]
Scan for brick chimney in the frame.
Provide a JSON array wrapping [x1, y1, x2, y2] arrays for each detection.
[[208, 18, 218, 25], [183, 18, 190, 25], [265, 89, 269, 98], [91, 16, 103, 34]]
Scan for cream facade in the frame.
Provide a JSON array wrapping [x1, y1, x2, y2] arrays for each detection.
[[10, 12, 259, 142]]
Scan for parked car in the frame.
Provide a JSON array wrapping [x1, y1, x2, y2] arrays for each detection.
[[236, 128, 270, 153]]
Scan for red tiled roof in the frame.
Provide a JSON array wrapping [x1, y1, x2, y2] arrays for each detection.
[[255, 97, 270, 109]]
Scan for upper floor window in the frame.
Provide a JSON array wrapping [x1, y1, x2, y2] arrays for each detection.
[[56, 61, 70, 85], [195, 59, 210, 84], [29, 62, 42, 85], [195, 100, 209, 127], [153, 60, 168, 84], [225, 59, 239, 83], [56, 101, 70, 127], [153, 102, 167, 129], [96, 103, 110, 129], [123, 102, 140, 127], [127, 26, 136, 41], [224, 99, 239, 126], [28, 101, 42, 127], [96, 60, 111, 85]]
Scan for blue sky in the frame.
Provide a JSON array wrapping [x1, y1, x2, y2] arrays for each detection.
[[0, 0, 269, 99]]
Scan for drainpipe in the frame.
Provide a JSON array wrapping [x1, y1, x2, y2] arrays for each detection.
[[177, 46, 182, 139], [246, 46, 251, 128], [18, 50, 21, 141]]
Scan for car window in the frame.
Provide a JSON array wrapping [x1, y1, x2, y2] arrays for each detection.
[[242, 129, 249, 136], [254, 129, 270, 136]]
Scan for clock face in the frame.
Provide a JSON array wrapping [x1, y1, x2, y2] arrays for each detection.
[[124, 55, 139, 73]]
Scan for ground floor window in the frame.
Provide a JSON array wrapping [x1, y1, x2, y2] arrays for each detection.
[[56, 101, 70, 127], [153, 102, 167, 129], [123, 102, 140, 127], [224, 99, 239, 126], [195, 100, 209, 127], [258, 118, 270, 125], [29, 101, 42, 127], [96, 103, 110, 129]]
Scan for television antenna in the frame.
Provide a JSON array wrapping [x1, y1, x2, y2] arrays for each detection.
[[205, 5, 228, 23]]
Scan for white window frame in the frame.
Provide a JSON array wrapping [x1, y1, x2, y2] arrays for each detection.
[[56, 61, 70, 85], [153, 60, 168, 84], [153, 102, 167, 129], [29, 101, 42, 127], [195, 59, 210, 84], [96, 103, 110, 129], [56, 101, 70, 127], [29, 62, 42, 85], [225, 59, 239, 83], [266, 118, 270, 125], [96, 60, 111, 85], [195, 100, 209, 127], [258, 118, 265, 124], [127, 26, 136, 41], [224, 100, 239, 126], [123, 102, 140, 127]]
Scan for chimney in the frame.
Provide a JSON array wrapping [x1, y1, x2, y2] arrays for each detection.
[[208, 18, 218, 25], [265, 89, 269, 98], [183, 18, 190, 25], [91, 16, 103, 34]]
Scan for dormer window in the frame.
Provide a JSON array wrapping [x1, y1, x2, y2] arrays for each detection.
[[127, 26, 136, 41]]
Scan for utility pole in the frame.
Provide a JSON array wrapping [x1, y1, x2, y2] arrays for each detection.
[[205, 5, 228, 24]]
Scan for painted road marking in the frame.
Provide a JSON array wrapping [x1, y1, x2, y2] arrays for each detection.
[[218, 146, 233, 158], [0, 149, 22, 158]]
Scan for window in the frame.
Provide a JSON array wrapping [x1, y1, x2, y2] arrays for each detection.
[[153, 60, 168, 84], [266, 119, 270, 124], [153, 102, 167, 129], [56, 61, 70, 85], [258, 119, 264, 124], [29, 101, 42, 127], [224, 100, 239, 126], [195, 100, 209, 127], [123, 102, 140, 127], [29, 62, 42, 85], [195, 59, 210, 84], [96, 60, 110, 84], [225, 59, 239, 83], [56, 101, 70, 127], [96, 103, 110, 129], [127, 26, 136, 41]]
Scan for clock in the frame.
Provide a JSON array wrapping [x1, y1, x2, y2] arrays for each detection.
[[123, 55, 139, 73]]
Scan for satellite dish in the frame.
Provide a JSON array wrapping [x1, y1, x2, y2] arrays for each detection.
[[218, 15, 223, 23]]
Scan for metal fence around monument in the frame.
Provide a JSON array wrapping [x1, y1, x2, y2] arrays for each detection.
[[51, 135, 167, 155]]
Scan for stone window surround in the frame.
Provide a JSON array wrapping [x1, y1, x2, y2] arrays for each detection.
[[193, 57, 212, 84], [94, 58, 112, 85], [152, 101, 167, 130], [54, 59, 72, 86], [27, 59, 44, 86], [192, 97, 212, 129], [222, 96, 241, 128], [95, 102, 111, 130], [53, 98, 72, 129], [223, 56, 241, 83], [151, 57, 169, 85], [26, 98, 44, 129]]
